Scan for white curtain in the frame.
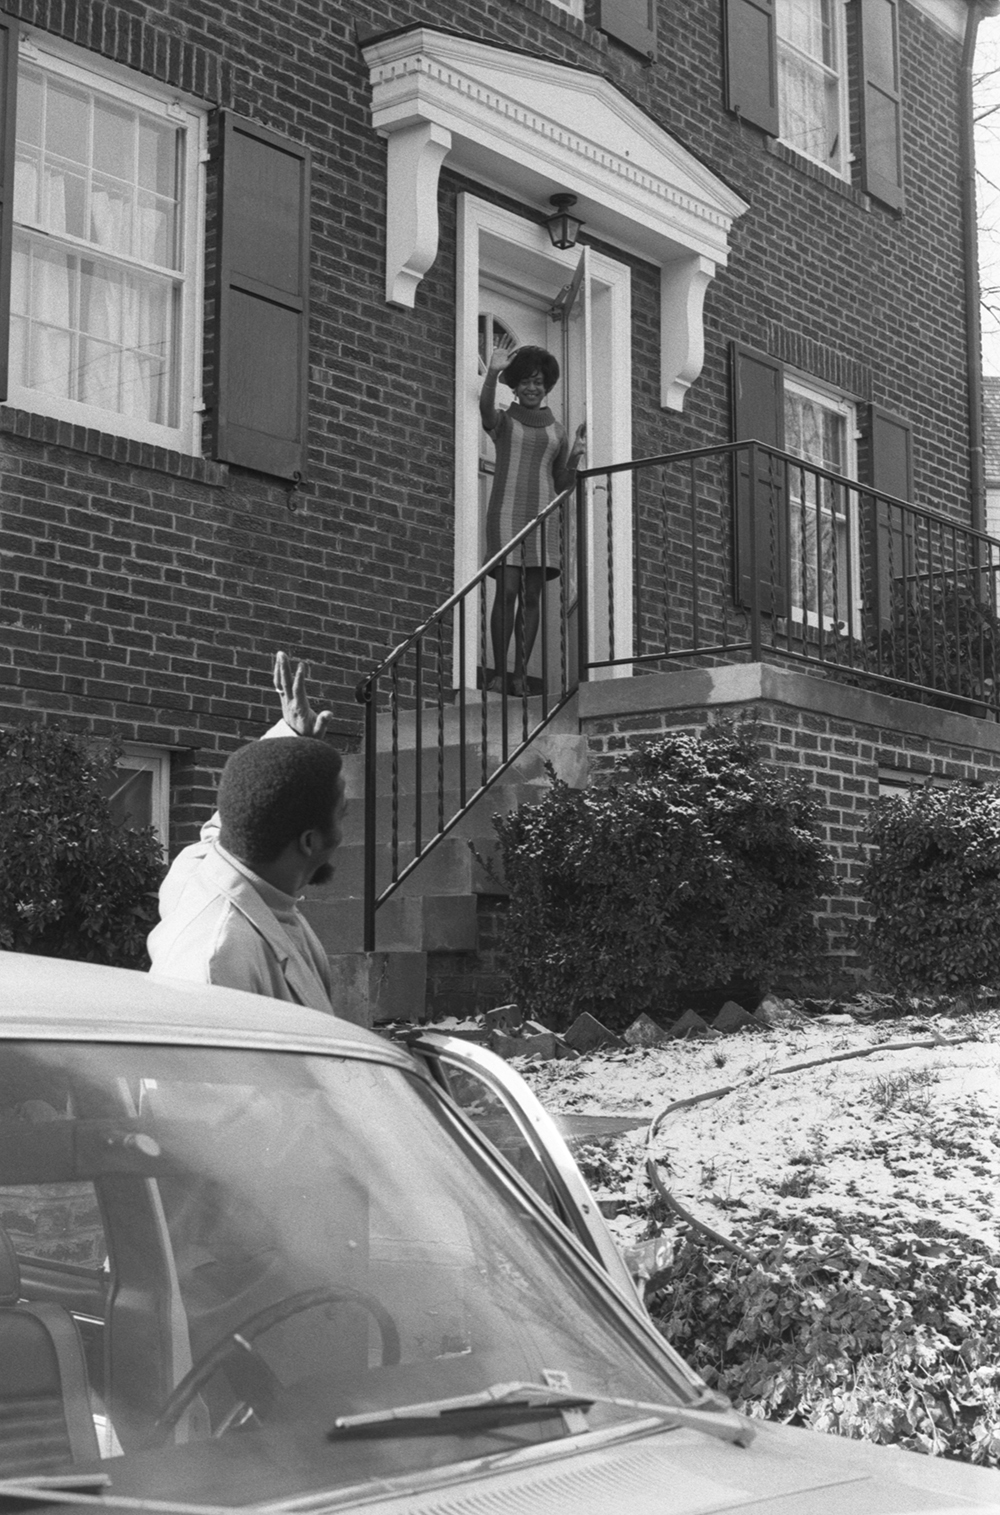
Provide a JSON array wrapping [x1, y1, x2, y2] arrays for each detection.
[[12, 126, 172, 424], [787, 396, 846, 620]]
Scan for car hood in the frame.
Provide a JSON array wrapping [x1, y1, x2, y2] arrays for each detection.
[[293, 1415, 1000, 1515]]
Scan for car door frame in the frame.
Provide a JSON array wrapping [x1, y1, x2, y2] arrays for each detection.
[[401, 1031, 643, 1307]]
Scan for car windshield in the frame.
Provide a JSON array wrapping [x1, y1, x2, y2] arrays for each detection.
[[0, 1041, 690, 1508]]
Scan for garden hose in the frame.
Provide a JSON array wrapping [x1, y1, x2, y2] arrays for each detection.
[[644, 1030, 977, 1259]]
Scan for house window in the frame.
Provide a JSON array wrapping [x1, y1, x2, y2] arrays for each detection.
[[8, 37, 205, 452], [99, 744, 170, 854], [784, 376, 857, 628], [776, 0, 849, 175], [877, 767, 952, 799]]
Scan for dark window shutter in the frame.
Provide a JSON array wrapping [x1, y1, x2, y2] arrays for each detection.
[[215, 113, 310, 479], [723, 0, 778, 136], [731, 343, 788, 616], [868, 406, 913, 626], [859, 0, 904, 211], [0, 15, 18, 402], [596, 0, 656, 58]]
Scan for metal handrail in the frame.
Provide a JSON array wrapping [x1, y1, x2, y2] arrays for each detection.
[[355, 478, 587, 952]]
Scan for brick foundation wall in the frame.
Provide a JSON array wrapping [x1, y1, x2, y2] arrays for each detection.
[[579, 664, 1000, 991]]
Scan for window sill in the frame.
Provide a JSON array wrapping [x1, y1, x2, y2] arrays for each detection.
[[0, 406, 228, 486], [766, 139, 870, 210]]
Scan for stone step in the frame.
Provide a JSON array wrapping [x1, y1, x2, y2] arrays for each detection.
[[303, 892, 479, 953], [338, 778, 539, 845], [317, 834, 504, 902], [340, 729, 590, 798], [364, 689, 580, 752]]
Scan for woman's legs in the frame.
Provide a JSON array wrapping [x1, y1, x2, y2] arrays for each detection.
[[489, 567, 520, 690], [515, 569, 545, 687], [489, 567, 545, 692]]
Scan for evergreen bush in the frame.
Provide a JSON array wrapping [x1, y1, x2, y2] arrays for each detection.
[[859, 782, 1000, 993], [0, 722, 165, 968], [489, 723, 833, 1029]]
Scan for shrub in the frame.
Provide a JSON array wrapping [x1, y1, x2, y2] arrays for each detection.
[[878, 581, 1000, 715], [489, 723, 833, 1029], [859, 783, 1000, 993], [650, 1217, 1000, 1466], [0, 722, 165, 969]]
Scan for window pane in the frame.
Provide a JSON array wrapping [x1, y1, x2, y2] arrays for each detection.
[[12, 149, 39, 225], [92, 98, 133, 180], [45, 77, 88, 165], [100, 767, 154, 832], [16, 69, 42, 146], [136, 190, 176, 266], [44, 158, 87, 238], [138, 118, 177, 196], [0, 1181, 106, 1268], [14, 235, 75, 396], [90, 177, 133, 255]]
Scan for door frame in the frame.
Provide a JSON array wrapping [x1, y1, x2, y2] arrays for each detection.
[[454, 195, 633, 689]]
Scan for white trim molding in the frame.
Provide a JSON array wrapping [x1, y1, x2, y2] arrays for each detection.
[[906, 0, 970, 41], [362, 27, 748, 410]]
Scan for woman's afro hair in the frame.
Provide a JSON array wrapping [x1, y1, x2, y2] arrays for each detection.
[[501, 346, 560, 394], [217, 737, 343, 869]]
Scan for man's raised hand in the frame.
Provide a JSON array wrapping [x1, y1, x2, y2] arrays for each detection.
[[273, 651, 335, 739]]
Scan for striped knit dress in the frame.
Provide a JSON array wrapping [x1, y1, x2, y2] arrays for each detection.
[[484, 403, 575, 578]]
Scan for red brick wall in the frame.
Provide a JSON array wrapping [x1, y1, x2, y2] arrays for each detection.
[[0, 0, 974, 849]]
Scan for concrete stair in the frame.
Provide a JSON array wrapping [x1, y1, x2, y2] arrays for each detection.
[[301, 691, 588, 1024]]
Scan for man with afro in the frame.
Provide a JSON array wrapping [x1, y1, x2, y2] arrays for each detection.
[[148, 653, 344, 1011]]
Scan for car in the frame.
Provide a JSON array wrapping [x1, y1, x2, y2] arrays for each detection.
[[0, 951, 997, 1515]]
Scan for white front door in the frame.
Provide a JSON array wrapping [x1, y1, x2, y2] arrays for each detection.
[[455, 197, 632, 691]]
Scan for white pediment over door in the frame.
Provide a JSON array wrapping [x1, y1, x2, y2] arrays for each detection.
[[362, 27, 749, 409]]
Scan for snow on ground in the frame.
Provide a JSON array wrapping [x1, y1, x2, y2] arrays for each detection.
[[517, 1012, 1000, 1254]]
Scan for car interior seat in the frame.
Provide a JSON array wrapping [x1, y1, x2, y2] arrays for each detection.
[[0, 1220, 100, 1475]]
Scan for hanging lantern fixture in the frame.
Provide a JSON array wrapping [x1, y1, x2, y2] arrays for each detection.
[[544, 193, 584, 251]]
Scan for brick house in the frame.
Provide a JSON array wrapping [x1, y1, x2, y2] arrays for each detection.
[[2, 0, 998, 1019]]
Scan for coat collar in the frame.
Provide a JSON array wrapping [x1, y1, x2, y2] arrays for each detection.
[[203, 845, 332, 1011]]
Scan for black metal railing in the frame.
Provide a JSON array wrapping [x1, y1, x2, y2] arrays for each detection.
[[355, 483, 584, 952], [357, 440, 1000, 946], [587, 440, 1000, 715]]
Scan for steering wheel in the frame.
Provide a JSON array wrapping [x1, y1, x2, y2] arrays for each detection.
[[153, 1285, 402, 1437]]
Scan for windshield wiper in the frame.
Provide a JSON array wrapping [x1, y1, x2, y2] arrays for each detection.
[[329, 1381, 593, 1439], [329, 1380, 754, 1447]]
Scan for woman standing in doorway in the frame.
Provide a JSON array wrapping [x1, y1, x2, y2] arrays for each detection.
[[480, 344, 586, 694]]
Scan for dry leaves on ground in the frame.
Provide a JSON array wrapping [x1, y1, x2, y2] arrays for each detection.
[[519, 1011, 1000, 1256]]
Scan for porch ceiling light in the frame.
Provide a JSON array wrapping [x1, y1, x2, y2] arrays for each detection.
[[544, 194, 584, 251]]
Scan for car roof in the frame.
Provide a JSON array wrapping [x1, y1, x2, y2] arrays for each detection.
[[0, 951, 409, 1063]]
